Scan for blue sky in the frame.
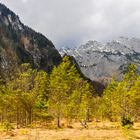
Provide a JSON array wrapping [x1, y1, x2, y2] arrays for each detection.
[[1, 0, 140, 48]]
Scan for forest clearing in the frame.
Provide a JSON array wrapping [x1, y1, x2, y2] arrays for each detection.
[[0, 58, 140, 139], [0, 121, 140, 140]]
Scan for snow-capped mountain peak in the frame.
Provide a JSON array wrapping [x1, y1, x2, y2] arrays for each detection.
[[59, 37, 140, 83]]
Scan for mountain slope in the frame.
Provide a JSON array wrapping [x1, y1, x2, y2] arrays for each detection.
[[0, 3, 61, 76], [59, 37, 140, 83]]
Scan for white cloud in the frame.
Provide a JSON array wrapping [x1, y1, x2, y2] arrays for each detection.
[[21, 0, 28, 3], [1, 0, 140, 48]]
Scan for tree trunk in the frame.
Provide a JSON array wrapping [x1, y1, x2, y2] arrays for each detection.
[[28, 108, 32, 125], [57, 115, 60, 128], [56, 105, 61, 128], [16, 106, 20, 129]]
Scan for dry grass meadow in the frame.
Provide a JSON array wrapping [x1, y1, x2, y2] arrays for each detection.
[[0, 121, 140, 140]]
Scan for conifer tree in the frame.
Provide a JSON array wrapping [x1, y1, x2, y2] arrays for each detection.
[[49, 56, 95, 127]]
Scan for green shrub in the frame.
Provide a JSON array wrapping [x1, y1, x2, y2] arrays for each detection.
[[3, 121, 14, 132], [121, 116, 134, 129]]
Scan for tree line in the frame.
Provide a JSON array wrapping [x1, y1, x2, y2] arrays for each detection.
[[0, 56, 140, 129]]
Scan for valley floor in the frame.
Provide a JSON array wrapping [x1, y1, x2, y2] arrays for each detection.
[[0, 122, 140, 140]]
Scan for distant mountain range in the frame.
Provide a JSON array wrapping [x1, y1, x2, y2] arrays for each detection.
[[0, 3, 61, 77], [59, 37, 140, 83]]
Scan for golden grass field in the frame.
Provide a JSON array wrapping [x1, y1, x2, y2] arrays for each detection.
[[0, 122, 140, 140]]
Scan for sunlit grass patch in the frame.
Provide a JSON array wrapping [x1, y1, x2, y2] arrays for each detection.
[[19, 129, 29, 135]]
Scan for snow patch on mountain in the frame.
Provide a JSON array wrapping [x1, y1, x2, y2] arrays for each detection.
[[59, 37, 140, 82]]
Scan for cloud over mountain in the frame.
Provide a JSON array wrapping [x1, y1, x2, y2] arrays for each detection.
[[1, 0, 140, 48]]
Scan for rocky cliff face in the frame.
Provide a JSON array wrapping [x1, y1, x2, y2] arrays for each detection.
[[0, 3, 61, 76], [59, 37, 140, 83]]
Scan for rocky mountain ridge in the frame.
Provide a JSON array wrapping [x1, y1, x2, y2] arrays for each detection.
[[59, 37, 140, 83], [0, 3, 61, 77]]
